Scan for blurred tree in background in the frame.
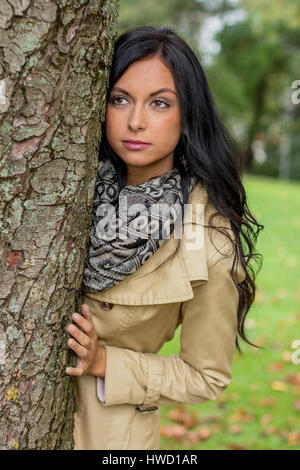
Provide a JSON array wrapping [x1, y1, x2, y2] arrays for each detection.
[[118, 0, 300, 181], [118, 0, 238, 56]]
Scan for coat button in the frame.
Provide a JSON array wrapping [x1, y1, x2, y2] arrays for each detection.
[[100, 302, 113, 311]]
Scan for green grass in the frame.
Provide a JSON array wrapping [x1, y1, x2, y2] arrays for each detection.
[[158, 174, 300, 450]]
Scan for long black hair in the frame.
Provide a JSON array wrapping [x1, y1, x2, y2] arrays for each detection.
[[99, 25, 264, 355]]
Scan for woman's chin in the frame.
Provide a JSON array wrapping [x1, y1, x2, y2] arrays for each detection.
[[119, 153, 155, 167]]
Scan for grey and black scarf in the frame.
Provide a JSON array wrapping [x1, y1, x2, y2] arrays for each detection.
[[82, 156, 198, 292]]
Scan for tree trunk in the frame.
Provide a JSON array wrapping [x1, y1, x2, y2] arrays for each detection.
[[0, 0, 119, 450], [243, 76, 267, 170]]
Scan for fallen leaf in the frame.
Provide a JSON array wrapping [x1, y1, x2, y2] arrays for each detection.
[[294, 400, 300, 412], [229, 424, 242, 434], [201, 415, 220, 423], [281, 350, 293, 362], [292, 385, 300, 394], [260, 397, 277, 406], [287, 431, 299, 446], [268, 362, 284, 371], [285, 373, 300, 385], [218, 394, 230, 403], [265, 424, 278, 433], [271, 342, 282, 350], [295, 310, 300, 321], [271, 380, 288, 391], [227, 443, 247, 450], [160, 425, 187, 440], [229, 406, 254, 422], [196, 427, 211, 440], [185, 431, 201, 446], [210, 423, 221, 432], [260, 414, 272, 425], [168, 406, 199, 428], [255, 336, 266, 347]]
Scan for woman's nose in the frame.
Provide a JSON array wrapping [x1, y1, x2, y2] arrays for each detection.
[[128, 104, 147, 130]]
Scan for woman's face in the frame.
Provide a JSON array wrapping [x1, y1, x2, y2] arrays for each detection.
[[105, 55, 182, 185]]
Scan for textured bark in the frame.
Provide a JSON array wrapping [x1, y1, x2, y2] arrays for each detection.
[[0, 0, 119, 450]]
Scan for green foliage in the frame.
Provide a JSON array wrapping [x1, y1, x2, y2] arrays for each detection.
[[118, 0, 237, 57]]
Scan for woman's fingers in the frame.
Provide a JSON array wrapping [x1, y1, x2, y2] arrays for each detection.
[[66, 324, 91, 348], [67, 337, 88, 358], [70, 309, 96, 339], [65, 304, 98, 376], [81, 303, 92, 321], [66, 366, 83, 376]]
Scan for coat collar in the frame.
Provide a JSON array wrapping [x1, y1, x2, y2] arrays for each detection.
[[84, 183, 210, 306]]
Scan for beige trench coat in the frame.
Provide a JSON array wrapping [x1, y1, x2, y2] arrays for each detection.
[[73, 182, 246, 450]]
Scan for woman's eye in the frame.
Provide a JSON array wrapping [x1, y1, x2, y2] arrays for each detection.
[[110, 96, 170, 109], [110, 96, 127, 105], [152, 99, 170, 109]]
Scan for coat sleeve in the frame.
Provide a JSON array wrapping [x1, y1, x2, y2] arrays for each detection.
[[96, 243, 245, 408]]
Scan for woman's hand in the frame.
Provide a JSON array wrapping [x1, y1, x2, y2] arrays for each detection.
[[65, 303, 105, 377]]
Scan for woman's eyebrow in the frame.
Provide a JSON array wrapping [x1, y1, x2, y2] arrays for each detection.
[[110, 87, 177, 98]]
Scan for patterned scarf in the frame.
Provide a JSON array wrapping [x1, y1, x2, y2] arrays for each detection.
[[82, 156, 198, 292]]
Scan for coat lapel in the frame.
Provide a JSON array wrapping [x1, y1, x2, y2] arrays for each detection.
[[84, 183, 209, 305]]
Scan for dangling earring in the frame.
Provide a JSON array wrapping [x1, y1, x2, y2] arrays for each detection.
[[179, 152, 189, 171]]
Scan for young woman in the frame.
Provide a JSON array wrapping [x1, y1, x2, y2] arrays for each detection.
[[65, 25, 264, 450]]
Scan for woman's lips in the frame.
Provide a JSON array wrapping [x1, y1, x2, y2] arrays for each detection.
[[122, 141, 152, 150]]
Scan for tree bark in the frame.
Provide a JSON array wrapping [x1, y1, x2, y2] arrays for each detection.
[[0, 0, 119, 450]]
